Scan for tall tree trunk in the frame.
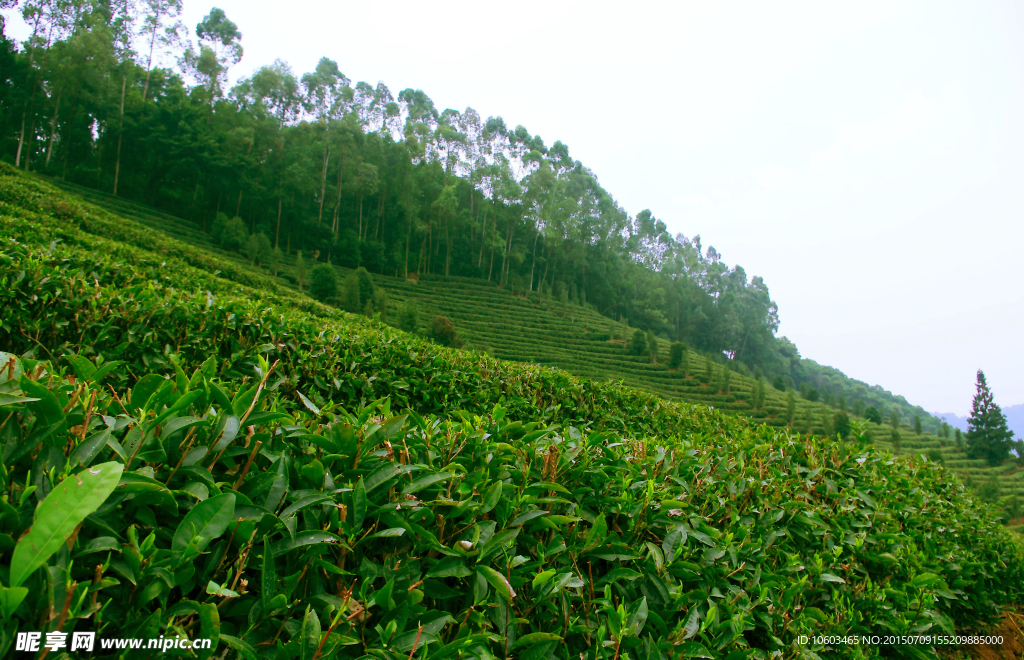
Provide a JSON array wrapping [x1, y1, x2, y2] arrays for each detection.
[[477, 201, 490, 267], [191, 175, 200, 225], [25, 21, 59, 172], [318, 138, 329, 224], [61, 90, 80, 181], [444, 212, 451, 276], [404, 186, 412, 278], [375, 183, 385, 239], [113, 74, 126, 195], [15, 109, 26, 167], [417, 235, 427, 276], [235, 189, 242, 217], [331, 164, 343, 234], [541, 245, 551, 290], [501, 216, 514, 286], [528, 230, 540, 292], [44, 89, 62, 167], [141, 29, 157, 105], [17, 14, 45, 169], [275, 195, 282, 249]]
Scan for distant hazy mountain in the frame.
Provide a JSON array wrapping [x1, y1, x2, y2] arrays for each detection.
[[1006, 404, 1024, 440], [934, 403, 1024, 439], [934, 412, 969, 432]]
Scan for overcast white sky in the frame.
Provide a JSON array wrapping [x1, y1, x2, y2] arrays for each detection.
[[5, 1, 1022, 415]]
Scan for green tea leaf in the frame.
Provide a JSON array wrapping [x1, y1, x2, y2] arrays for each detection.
[[513, 632, 562, 648], [219, 634, 259, 660], [65, 354, 96, 380], [477, 565, 516, 601], [403, 471, 455, 495], [532, 570, 557, 588], [678, 642, 714, 658], [481, 481, 502, 513], [272, 531, 342, 557], [171, 493, 236, 554], [298, 391, 321, 416], [582, 514, 607, 552], [261, 536, 277, 608], [0, 585, 28, 618], [299, 606, 321, 660], [10, 461, 123, 586], [364, 463, 401, 493], [353, 478, 367, 529]]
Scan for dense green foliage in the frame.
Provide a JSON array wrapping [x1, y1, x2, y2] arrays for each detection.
[[309, 263, 338, 303], [1, 140, 1024, 659], [429, 317, 462, 350], [668, 342, 686, 371]]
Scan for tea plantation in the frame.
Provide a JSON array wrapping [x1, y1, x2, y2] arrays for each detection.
[[39, 174, 1024, 514], [1, 162, 1023, 658]]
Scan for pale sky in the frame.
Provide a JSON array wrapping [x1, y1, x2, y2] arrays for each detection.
[[5, 1, 1023, 415]]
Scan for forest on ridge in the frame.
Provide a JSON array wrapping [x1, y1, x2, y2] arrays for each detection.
[[0, 1, 934, 421]]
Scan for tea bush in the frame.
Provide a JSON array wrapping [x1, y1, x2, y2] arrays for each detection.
[[0, 164, 1022, 659]]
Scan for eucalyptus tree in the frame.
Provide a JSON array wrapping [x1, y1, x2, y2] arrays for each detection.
[[231, 60, 301, 236], [40, 3, 113, 177], [491, 156, 523, 285], [110, 0, 137, 195], [433, 108, 467, 175], [182, 7, 241, 107], [15, 0, 80, 169], [522, 157, 555, 292], [354, 80, 396, 135], [137, 0, 184, 104], [301, 57, 351, 226], [399, 88, 438, 161]]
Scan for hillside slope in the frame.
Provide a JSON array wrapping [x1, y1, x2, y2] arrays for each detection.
[[33, 173, 1024, 512], [2, 161, 1023, 657]]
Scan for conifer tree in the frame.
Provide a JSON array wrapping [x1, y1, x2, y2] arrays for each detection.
[[966, 370, 1014, 466], [913, 415, 922, 435], [786, 390, 796, 426]]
